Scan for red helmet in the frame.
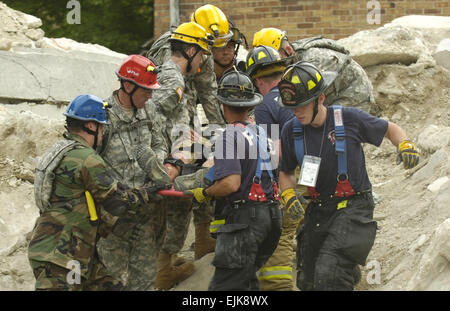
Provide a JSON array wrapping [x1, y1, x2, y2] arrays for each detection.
[[116, 55, 161, 90]]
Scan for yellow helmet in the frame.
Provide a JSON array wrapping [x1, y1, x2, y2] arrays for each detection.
[[170, 22, 213, 55], [190, 4, 232, 48], [252, 28, 287, 50]]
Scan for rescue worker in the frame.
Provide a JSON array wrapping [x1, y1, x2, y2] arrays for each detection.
[[212, 19, 248, 81], [147, 7, 236, 277], [185, 70, 283, 291], [29, 94, 168, 290], [95, 55, 173, 290], [245, 45, 299, 290], [252, 27, 375, 113], [146, 21, 215, 290], [147, 4, 229, 127], [277, 61, 420, 290]]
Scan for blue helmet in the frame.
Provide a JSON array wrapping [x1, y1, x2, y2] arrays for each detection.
[[64, 94, 110, 124]]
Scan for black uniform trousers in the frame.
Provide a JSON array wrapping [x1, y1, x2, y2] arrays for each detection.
[[297, 191, 377, 291], [208, 200, 282, 291]]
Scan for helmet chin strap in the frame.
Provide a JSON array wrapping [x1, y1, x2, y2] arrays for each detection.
[[311, 100, 319, 124], [82, 123, 100, 150], [181, 46, 201, 74], [120, 81, 138, 112]]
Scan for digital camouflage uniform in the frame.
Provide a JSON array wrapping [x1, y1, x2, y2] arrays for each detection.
[[147, 34, 222, 256], [96, 92, 169, 290], [147, 31, 225, 127], [28, 133, 151, 291], [291, 36, 375, 113]]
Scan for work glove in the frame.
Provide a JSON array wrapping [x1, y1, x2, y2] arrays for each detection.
[[280, 188, 305, 221], [184, 187, 211, 204], [396, 140, 419, 169]]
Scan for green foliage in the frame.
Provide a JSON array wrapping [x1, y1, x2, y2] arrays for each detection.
[[3, 0, 154, 54]]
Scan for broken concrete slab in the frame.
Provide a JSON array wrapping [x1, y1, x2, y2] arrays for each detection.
[[386, 15, 450, 49], [0, 2, 45, 50], [417, 124, 450, 154], [338, 25, 434, 68], [0, 47, 125, 103], [433, 39, 450, 70]]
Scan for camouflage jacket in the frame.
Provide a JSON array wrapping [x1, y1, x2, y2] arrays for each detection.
[[145, 58, 190, 150], [291, 36, 375, 112], [147, 31, 225, 127], [28, 133, 147, 279], [99, 92, 167, 188]]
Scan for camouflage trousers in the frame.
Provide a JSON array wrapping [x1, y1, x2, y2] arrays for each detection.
[[30, 254, 122, 291], [160, 197, 213, 254], [96, 202, 167, 291]]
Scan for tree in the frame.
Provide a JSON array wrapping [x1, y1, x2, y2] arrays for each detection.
[[3, 0, 154, 55]]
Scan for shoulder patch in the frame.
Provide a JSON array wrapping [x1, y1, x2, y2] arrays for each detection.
[[176, 87, 183, 102]]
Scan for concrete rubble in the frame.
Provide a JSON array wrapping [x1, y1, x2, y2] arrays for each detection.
[[0, 3, 449, 291]]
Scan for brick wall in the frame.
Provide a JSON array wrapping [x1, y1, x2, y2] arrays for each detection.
[[154, 0, 449, 45]]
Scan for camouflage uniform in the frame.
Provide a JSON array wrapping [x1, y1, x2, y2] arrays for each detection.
[[147, 31, 225, 127], [143, 57, 195, 255], [96, 92, 169, 290], [28, 133, 150, 291], [291, 36, 375, 113], [147, 36, 220, 256]]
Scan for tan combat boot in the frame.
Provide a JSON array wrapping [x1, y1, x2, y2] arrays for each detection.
[[154, 252, 195, 290], [194, 223, 216, 260]]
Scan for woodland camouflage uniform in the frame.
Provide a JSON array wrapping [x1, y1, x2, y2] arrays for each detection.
[[28, 132, 154, 291]]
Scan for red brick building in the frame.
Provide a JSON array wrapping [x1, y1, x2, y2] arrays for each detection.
[[154, 0, 449, 44]]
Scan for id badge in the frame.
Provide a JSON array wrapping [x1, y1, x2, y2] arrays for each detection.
[[298, 155, 321, 187]]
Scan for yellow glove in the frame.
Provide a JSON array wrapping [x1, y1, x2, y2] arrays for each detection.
[[185, 188, 211, 204], [397, 140, 419, 169], [280, 188, 305, 220]]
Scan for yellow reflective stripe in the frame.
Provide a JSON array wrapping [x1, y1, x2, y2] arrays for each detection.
[[260, 266, 292, 272], [209, 219, 225, 233], [337, 200, 348, 210], [259, 266, 293, 280]]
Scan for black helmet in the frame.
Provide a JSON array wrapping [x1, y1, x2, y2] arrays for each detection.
[[246, 45, 292, 78], [277, 61, 337, 109], [216, 69, 263, 107]]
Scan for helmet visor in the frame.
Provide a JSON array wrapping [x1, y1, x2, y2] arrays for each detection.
[[213, 30, 233, 47]]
